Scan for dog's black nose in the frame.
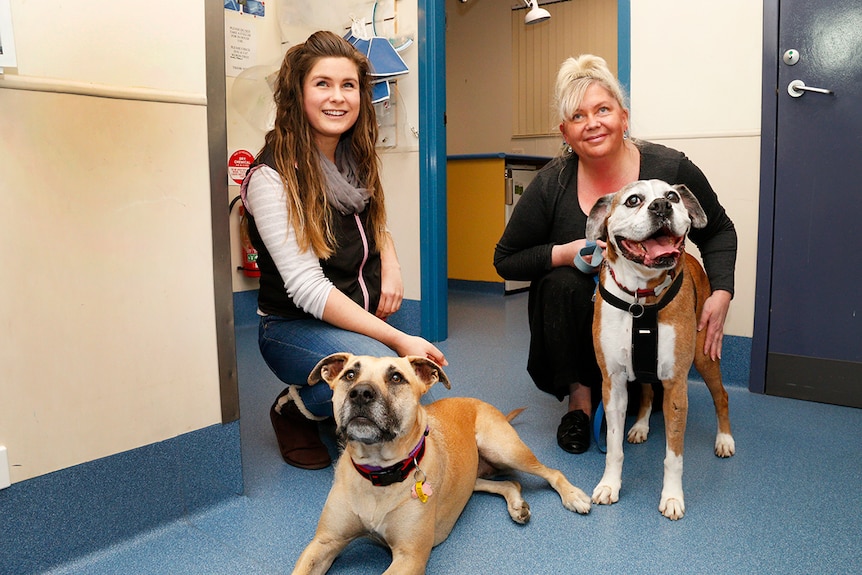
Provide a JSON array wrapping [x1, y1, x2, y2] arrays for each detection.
[[648, 197, 672, 219], [348, 383, 377, 405]]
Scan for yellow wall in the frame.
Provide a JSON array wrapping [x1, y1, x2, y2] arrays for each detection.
[[447, 158, 507, 282]]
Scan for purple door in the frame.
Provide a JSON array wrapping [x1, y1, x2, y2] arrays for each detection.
[[753, 0, 862, 407]]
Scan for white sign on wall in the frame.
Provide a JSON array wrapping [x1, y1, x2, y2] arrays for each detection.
[[0, 0, 18, 69], [225, 9, 261, 77]]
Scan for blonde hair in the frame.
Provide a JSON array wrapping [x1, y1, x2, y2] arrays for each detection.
[[554, 54, 627, 124]]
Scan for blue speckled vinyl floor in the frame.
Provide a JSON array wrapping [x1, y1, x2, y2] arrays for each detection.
[[45, 289, 862, 574]]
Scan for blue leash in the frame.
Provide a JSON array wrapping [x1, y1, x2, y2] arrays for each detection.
[[593, 401, 606, 453], [574, 241, 604, 274], [575, 241, 607, 453]]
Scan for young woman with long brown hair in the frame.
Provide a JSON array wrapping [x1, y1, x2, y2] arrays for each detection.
[[241, 31, 446, 469]]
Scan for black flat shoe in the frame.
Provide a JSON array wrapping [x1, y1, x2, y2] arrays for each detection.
[[557, 409, 591, 454]]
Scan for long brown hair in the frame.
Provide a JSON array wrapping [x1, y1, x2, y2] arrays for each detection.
[[262, 30, 386, 258]]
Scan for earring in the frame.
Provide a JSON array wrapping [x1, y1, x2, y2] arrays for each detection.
[[564, 143, 573, 154]]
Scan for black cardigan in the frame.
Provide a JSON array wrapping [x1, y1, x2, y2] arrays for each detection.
[[493, 140, 737, 296]]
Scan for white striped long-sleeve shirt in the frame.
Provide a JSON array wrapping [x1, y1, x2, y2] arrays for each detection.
[[243, 165, 334, 319]]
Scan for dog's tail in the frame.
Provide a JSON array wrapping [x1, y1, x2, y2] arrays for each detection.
[[505, 407, 527, 422]]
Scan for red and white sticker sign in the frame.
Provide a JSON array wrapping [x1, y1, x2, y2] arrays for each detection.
[[228, 149, 254, 185]]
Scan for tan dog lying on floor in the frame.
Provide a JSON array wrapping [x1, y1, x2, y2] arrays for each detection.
[[291, 353, 591, 575], [585, 179, 735, 520]]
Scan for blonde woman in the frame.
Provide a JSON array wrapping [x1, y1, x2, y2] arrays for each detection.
[[494, 54, 736, 454]]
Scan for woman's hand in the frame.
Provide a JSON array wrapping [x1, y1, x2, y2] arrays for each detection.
[[376, 264, 404, 319], [376, 232, 404, 319], [551, 238, 589, 268], [551, 238, 606, 270], [698, 289, 731, 361], [393, 334, 448, 367], [323, 290, 446, 366]]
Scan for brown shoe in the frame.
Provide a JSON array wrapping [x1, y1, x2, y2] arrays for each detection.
[[270, 388, 331, 470]]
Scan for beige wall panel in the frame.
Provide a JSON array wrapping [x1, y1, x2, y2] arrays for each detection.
[[630, 0, 762, 137], [0, 89, 220, 482], [512, 0, 617, 137], [652, 136, 760, 338], [7, 0, 206, 94]]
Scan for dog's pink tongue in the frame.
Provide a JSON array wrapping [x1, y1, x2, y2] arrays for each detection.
[[641, 236, 680, 265]]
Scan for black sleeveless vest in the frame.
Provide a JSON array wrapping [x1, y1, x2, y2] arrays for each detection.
[[244, 151, 382, 320]]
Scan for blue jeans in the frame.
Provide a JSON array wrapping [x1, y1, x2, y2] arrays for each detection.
[[258, 315, 395, 418]]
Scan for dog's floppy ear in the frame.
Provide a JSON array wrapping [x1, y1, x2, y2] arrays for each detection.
[[308, 352, 352, 388], [586, 194, 614, 242], [674, 184, 708, 229], [407, 356, 451, 392]]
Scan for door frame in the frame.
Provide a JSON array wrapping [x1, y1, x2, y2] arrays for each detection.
[[418, 0, 631, 343], [418, 0, 448, 342], [749, 0, 780, 394]]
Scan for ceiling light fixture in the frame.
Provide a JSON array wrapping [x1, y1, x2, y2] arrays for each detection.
[[523, 0, 551, 25]]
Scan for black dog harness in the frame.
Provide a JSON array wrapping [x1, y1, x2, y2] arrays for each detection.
[[598, 270, 686, 385]]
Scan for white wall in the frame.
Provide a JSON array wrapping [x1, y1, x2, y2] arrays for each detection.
[[7, 2, 205, 93], [630, 0, 763, 337], [445, 0, 563, 157], [0, 1, 220, 482], [225, 7, 285, 294], [0, 0, 422, 485]]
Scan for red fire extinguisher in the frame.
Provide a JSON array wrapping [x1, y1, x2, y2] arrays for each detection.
[[230, 195, 261, 278]]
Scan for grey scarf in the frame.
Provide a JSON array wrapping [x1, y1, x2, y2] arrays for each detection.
[[319, 138, 370, 215]]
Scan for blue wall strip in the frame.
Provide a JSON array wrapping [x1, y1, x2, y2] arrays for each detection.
[[418, 0, 448, 342], [618, 0, 631, 98]]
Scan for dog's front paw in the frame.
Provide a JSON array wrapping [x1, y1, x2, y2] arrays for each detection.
[[714, 433, 735, 458], [591, 483, 620, 506], [561, 486, 592, 514], [626, 422, 649, 444], [509, 500, 531, 524], [659, 496, 685, 520]]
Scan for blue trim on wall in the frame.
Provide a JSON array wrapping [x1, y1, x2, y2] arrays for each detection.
[[687, 334, 753, 388], [418, 0, 448, 343], [0, 423, 242, 575], [448, 279, 505, 295], [233, 289, 260, 329], [617, 0, 631, 97]]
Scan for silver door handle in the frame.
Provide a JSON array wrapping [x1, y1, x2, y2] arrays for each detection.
[[788, 79, 834, 98]]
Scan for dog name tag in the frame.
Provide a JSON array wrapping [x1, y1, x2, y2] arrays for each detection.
[[412, 467, 432, 503], [412, 480, 432, 503]]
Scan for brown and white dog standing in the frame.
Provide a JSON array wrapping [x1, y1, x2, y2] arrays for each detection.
[[585, 179, 735, 520], [291, 353, 591, 575]]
